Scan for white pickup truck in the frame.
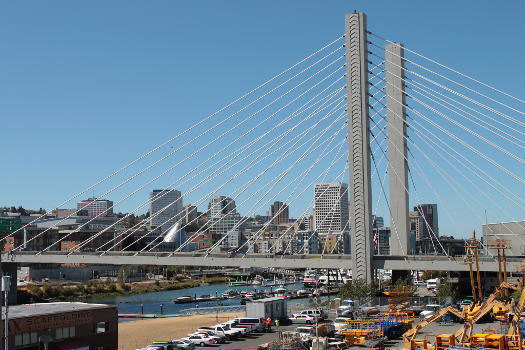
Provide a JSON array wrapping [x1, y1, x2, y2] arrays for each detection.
[[197, 325, 240, 340], [220, 320, 254, 334]]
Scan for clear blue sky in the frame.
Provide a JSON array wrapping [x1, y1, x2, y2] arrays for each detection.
[[1, 1, 524, 238]]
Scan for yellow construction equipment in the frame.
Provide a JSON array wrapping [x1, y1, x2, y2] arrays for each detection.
[[383, 285, 415, 315], [488, 239, 510, 299], [402, 306, 463, 344], [341, 320, 384, 346], [434, 334, 455, 350], [455, 281, 518, 342]]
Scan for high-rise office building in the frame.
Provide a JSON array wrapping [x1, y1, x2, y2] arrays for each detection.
[[181, 204, 198, 226], [313, 182, 349, 234], [412, 204, 438, 241], [270, 201, 289, 225], [149, 189, 183, 234], [77, 198, 113, 217], [208, 196, 236, 217], [372, 215, 384, 229], [208, 215, 241, 235]]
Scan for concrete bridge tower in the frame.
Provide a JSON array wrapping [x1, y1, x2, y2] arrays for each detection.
[[345, 12, 374, 283]]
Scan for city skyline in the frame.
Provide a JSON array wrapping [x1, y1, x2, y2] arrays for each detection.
[[1, 2, 524, 239]]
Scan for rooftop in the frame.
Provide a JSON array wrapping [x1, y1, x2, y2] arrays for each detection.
[[1, 302, 115, 320], [247, 296, 287, 303]]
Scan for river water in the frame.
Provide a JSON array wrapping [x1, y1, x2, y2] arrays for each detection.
[[89, 282, 323, 321]]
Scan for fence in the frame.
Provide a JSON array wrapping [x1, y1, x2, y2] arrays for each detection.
[[179, 304, 246, 316]]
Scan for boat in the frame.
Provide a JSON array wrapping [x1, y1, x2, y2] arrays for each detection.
[[229, 279, 249, 286], [303, 271, 321, 288], [251, 275, 263, 285], [222, 289, 238, 299], [174, 296, 194, 304], [195, 294, 216, 302], [296, 289, 309, 297], [274, 287, 288, 298]]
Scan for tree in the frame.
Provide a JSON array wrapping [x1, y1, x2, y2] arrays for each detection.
[[437, 282, 457, 302], [117, 267, 132, 282], [340, 278, 374, 302], [421, 270, 447, 280], [512, 289, 521, 303]]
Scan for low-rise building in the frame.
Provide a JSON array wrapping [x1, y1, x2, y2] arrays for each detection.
[[1, 302, 117, 350]]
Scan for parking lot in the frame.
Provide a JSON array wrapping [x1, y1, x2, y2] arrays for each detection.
[[204, 324, 298, 350], [201, 316, 506, 350]]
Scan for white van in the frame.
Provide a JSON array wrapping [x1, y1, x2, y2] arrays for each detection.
[[426, 279, 440, 291]]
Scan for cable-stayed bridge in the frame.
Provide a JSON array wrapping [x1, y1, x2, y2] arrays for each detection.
[[2, 12, 524, 283]]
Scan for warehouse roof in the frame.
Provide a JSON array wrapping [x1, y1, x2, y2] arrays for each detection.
[[1, 302, 115, 320]]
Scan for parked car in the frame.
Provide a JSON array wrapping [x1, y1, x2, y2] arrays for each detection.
[[289, 314, 316, 324], [413, 280, 426, 286], [146, 341, 182, 350], [459, 299, 474, 308], [292, 309, 327, 321], [190, 331, 225, 344], [172, 339, 195, 350], [185, 334, 217, 346], [420, 304, 442, 319]]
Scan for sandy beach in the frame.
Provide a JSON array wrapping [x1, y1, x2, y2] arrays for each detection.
[[118, 312, 245, 349]]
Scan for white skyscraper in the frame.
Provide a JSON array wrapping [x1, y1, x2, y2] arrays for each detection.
[[77, 198, 113, 217], [208, 196, 236, 217], [313, 182, 349, 234], [149, 189, 183, 234]]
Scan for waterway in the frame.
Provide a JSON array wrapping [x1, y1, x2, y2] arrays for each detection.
[[91, 283, 297, 315], [89, 283, 332, 322]]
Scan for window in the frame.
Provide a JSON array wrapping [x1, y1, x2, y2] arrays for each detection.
[[15, 332, 37, 346], [57, 326, 76, 339], [15, 334, 22, 346], [22, 332, 30, 345], [94, 321, 109, 333]]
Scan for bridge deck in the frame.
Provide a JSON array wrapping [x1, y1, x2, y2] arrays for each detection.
[[2, 251, 521, 272]]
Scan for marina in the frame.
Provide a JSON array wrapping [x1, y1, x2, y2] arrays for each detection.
[[88, 280, 340, 320]]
